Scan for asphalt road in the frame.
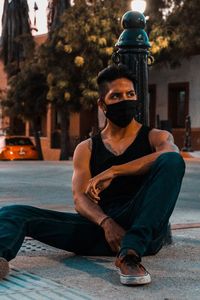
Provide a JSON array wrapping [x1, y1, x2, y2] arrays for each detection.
[[0, 159, 200, 224], [0, 161, 74, 210]]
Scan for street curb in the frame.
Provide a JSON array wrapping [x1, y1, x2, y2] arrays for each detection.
[[180, 151, 200, 160], [172, 223, 200, 230]]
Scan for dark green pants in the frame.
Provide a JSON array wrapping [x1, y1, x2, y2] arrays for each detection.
[[0, 152, 185, 261]]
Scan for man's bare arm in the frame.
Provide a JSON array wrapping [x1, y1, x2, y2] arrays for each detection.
[[72, 139, 126, 252], [113, 129, 179, 176], [72, 139, 108, 225], [86, 129, 180, 200]]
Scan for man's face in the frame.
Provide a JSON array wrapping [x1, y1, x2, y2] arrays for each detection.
[[102, 78, 137, 108]]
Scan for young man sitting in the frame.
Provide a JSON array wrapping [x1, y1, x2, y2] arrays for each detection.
[[0, 64, 185, 285]]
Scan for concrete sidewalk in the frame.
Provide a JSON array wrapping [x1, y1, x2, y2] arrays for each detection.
[[0, 159, 200, 299], [5, 227, 199, 300]]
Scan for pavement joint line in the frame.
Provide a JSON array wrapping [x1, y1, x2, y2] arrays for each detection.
[[172, 223, 200, 230]]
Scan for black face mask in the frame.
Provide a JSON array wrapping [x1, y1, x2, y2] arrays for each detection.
[[105, 100, 138, 128]]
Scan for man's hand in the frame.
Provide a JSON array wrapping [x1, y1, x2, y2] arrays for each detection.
[[101, 218, 126, 252], [85, 168, 115, 202]]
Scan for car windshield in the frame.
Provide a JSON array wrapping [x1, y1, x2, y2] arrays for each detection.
[[6, 138, 33, 146]]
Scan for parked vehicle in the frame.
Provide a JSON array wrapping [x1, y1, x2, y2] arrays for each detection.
[[0, 136, 38, 160]]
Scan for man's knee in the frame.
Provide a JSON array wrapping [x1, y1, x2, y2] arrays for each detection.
[[0, 204, 31, 216], [155, 152, 185, 175]]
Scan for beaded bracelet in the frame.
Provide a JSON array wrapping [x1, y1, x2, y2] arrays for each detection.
[[99, 216, 110, 227]]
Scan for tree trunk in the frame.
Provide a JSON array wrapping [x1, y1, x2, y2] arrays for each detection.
[[59, 107, 70, 160], [32, 119, 44, 160]]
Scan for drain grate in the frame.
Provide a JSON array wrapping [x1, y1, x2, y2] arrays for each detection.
[[19, 238, 57, 254], [0, 267, 92, 300]]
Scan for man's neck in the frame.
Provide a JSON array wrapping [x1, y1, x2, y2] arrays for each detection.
[[102, 119, 141, 140]]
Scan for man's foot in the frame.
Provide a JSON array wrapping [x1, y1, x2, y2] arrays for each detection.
[[0, 257, 9, 279], [115, 250, 151, 286]]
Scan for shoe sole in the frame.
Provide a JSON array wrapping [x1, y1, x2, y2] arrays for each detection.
[[116, 268, 151, 286]]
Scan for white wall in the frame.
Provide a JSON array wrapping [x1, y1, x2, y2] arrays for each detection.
[[149, 55, 200, 128]]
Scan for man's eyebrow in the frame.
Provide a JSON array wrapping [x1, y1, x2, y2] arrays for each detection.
[[110, 92, 121, 94], [109, 89, 136, 95], [108, 92, 121, 96]]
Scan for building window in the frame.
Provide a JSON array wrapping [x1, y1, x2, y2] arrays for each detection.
[[54, 108, 61, 130], [168, 82, 189, 128]]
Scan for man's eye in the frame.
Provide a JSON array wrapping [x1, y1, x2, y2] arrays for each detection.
[[111, 94, 119, 99], [128, 92, 135, 97]]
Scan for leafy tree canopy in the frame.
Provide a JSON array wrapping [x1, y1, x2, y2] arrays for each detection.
[[148, 0, 200, 65], [4, 61, 48, 121], [39, 0, 129, 111]]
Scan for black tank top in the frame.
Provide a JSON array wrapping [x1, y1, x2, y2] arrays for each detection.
[[90, 125, 153, 211]]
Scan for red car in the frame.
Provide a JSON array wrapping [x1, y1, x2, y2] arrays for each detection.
[[0, 136, 38, 160]]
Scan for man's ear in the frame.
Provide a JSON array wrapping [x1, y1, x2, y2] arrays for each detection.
[[97, 98, 101, 106], [97, 98, 106, 112]]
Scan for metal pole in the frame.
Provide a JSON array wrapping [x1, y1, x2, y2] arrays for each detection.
[[112, 11, 150, 125], [112, 10, 173, 245], [182, 115, 193, 152]]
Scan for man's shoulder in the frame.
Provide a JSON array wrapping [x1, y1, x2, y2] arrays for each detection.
[[75, 138, 92, 153], [149, 128, 172, 137], [73, 138, 92, 168], [149, 128, 174, 147]]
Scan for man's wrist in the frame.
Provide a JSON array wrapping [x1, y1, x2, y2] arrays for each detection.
[[98, 216, 111, 227], [110, 165, 118, 177]]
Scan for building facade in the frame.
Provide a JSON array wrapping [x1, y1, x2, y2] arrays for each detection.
[[149, 54, 200, 150]]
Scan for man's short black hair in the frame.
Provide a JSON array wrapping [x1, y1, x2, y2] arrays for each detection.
[[97, 64, 136, 98]]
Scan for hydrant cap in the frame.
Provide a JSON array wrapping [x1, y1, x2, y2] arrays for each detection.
[[122, 11, 146, 29]]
